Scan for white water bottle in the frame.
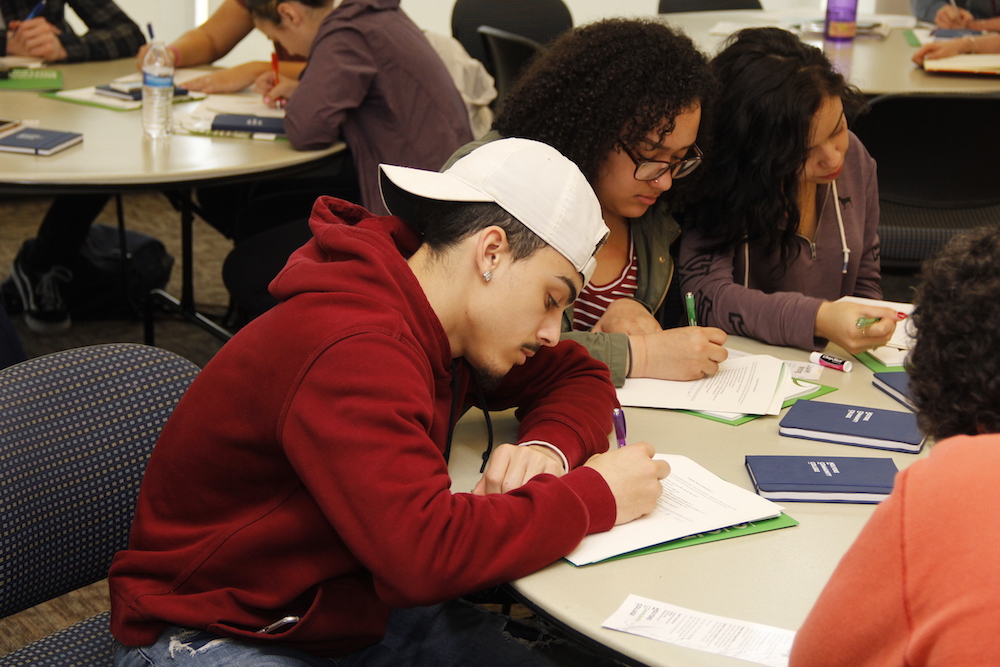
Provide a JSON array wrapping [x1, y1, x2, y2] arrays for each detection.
[[142, 39, 175, 138]]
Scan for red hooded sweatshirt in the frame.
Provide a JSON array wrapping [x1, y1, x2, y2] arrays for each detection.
[[109, 197, 618, 657]]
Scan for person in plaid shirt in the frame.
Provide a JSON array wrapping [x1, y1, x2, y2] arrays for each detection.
[[2, 0, 144, 62]]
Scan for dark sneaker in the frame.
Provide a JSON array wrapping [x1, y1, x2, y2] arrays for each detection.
[[10, 253, 73, 335]]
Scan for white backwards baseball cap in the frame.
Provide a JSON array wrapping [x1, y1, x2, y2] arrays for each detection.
[[378, 138, 608, 284]]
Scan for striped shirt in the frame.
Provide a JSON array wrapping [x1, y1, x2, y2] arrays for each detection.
[[573, 234, 640, 332]]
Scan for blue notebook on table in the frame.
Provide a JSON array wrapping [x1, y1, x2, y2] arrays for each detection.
[[0, 128, 82, 155], [778, 400, 925, 453], [872, 371, 914, 411], [210, 114, 285, 136], [745, 454, 898, 504]]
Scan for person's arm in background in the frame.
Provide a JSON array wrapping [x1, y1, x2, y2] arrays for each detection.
[[913, 32, 1000, 63], [5, 0, 144, 62], [133, 0, 305, 93], [560, 316, 727, 388]]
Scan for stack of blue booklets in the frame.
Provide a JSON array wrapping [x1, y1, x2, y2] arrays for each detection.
[[872, 371, 914, 411], [778, 400, 925, 453], [745, 455, 899, 504]]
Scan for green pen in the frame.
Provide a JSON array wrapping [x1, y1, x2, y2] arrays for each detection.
[[856, 317, 880, 329], [685, 291, 698, 326]]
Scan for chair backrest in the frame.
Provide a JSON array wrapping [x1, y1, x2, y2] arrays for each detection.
[[476, 26, 545, 109], [658, 0, 762, 12], [0, 343, 199, 618], [451, 0, 571, 74], [851, 94, 1000, 209]]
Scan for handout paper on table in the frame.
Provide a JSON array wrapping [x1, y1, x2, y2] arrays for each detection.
[[564, 455, 784, 566], [603, 594, 794, 667], [110, 68, 216, 87], [0, 56, 43, 68], [202, 94, 285, 118], [617, 353, 786, 415]]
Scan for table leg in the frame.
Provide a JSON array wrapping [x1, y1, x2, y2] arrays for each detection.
[[144, 188, 233, 346]]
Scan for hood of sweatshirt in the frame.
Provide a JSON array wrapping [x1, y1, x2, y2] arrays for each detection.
[[268, 195, 452, 372]]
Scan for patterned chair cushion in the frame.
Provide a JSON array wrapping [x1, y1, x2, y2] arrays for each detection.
[[0, 344, 199, 663]]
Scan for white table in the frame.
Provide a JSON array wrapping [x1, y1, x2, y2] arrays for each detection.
[[449, 337, 928, 667], [0, 59, 345, 341], [657, 9, 1000, 95]]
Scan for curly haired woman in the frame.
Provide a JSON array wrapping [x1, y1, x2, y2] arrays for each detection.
[[678, 27, 905, 355], [791, 227, 1000, 665], [447, 18, 728, 386]]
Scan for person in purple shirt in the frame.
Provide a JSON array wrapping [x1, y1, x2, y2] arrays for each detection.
[[249, 0, 473, 216], [677, 28, 905, 355]]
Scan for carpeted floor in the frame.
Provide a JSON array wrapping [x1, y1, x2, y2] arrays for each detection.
[[0, 191, 233, 368]]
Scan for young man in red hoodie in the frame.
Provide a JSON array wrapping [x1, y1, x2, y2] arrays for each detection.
[[109, 138, 670, 666]]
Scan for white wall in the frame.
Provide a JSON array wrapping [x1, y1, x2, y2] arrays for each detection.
[[74, 0, 911, 62], [400, 0, 914, 36]]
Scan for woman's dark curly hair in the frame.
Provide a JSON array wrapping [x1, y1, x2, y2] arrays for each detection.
[[494, 18, 714, 188], [680, 27, 866, 263], [908, 227, 1000, 440]]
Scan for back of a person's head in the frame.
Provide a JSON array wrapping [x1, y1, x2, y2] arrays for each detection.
[[909, 227, 1000, 440], [247, 0, 330, 24], [494, 18, 714, 184]]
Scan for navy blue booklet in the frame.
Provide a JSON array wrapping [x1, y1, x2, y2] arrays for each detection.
[[210, 113, 285, 136], [778, 400, 925, 453], [872, 371, 914, 411], [745, 454, 899, 503], [95, 84, 195, 101], [0, 127, 82, 155]]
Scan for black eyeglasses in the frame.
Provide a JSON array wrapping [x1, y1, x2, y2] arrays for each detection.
[[619, 143, 703, 181]]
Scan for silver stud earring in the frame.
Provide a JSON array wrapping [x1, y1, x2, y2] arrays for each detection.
[[483, 270, 492, 283]]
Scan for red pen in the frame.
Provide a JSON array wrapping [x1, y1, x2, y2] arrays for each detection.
[[270, 52, 286, 108]]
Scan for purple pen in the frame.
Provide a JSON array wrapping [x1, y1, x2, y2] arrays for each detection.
[[612, 407, 627, 449]]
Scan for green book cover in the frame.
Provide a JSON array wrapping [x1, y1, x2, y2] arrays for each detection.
[[853, 351, 907, 374], [0, 68, 63, 91], [574, 512, 799, 565]]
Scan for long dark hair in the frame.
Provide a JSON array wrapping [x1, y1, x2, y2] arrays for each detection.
[[494, 18, 715, 193], [680, 27, 865, 261]]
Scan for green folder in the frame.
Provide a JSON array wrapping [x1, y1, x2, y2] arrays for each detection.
[[573, 512, 800, 565], [0, 68, 63, 91]]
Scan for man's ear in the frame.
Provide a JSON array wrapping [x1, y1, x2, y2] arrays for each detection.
[[276, 1, 301, 26], [475, 226, 509, 280]]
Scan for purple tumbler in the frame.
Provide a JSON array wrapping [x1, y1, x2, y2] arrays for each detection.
[[825, 0, 858, 40]]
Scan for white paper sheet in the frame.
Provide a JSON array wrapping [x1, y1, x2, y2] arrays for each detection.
[[112, 68, 216, 87], [565, 455, 783, 566], [616, 354, 786, 415], [603, 594, 795, 667], [201, 94, 285, 118]]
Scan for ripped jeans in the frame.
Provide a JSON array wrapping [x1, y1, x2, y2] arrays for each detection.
[[113, 598, 623, 667]]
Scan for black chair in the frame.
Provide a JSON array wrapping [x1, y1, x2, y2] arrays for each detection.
[[451, 0, 571, 75], [0, 344, 199, 666], [850, 93, 1000, 270], [658, 0, 762, 12], [476, 26, 545, 109]]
